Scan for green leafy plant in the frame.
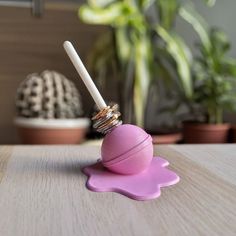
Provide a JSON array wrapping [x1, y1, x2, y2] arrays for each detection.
[[79, 0, 214, 128], [188, 28, 236, 124]]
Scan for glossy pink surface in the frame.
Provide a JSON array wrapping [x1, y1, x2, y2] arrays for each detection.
[[83, 157, 180, 201], [102, 124, 149, 163], [101, 124, 153, 174], [104, 143, 153, 175]]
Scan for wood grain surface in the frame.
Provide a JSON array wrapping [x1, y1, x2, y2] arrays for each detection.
[[0, 144, 236, 236], [0, 146, 12, 183]]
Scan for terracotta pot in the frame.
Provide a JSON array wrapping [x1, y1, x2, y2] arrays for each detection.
[[231, 125, 236, 143], [183, 122, 230, 144], [152, 133, 182, 144], [14, 118, 90, 144]]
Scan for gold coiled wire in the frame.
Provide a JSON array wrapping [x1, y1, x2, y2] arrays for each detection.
[[92, 104, 122, 134]]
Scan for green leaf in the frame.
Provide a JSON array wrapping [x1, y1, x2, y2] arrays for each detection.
[[133, 35, 152, 127], [210, 28, 230, 56], [115, 27, 132, 68], [157, 0, 178, 30], [87, 0, 116, 8], [79, 3, 126, 26], [156, 26, 192, 98], [222, 58, 236, 77], [204, 0, 216, 7], [179, 4, 211, 52]]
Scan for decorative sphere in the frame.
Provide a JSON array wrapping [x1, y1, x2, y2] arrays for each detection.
[[101, 124, 153, 175]]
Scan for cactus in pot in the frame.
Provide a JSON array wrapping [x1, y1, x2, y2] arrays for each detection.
[[14, 70, 90, 144]]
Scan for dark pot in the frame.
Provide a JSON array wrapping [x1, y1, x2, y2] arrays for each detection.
[[231, 125, 236, 143], [183, 122, 230, 144]]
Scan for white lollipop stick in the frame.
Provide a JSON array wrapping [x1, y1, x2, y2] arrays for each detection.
[[63, 41, 107, 110]]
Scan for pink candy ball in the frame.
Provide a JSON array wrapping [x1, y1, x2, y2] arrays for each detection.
[[101, 124, 153, 175]]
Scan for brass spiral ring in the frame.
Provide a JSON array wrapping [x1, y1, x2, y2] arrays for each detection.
[[92, 104, 122, 134]]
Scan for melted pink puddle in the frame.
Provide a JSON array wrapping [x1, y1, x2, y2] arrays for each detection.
[[83, 157, 180, 201]]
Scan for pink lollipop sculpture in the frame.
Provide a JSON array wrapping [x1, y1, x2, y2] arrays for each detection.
[[63, 41, 179, 201], [102, 124, 153, 175]]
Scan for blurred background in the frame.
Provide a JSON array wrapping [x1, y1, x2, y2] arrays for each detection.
[[1, 0, 236, 144]]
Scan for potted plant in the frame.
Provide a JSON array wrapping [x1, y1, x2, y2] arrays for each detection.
[[183, 28, 236, 143], [14, 70, 90, 144], [78, 0, 215, 143]]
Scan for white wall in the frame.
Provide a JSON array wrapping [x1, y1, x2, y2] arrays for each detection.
[[176, 0, 236, 56]]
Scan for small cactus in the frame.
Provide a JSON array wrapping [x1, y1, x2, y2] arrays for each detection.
[[16, 70, 83, 119]]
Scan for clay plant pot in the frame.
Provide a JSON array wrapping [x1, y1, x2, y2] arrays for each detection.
[[152, 133, 182, 144], [14, 117, 90, 144], [183, 122, 230, 144]]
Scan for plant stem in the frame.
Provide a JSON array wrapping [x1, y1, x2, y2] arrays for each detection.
[[207, 105, 215, 124], [216, 107, 223, 124]]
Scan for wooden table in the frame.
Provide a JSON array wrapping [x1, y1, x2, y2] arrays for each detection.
[[0, 145, 236, 236]]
